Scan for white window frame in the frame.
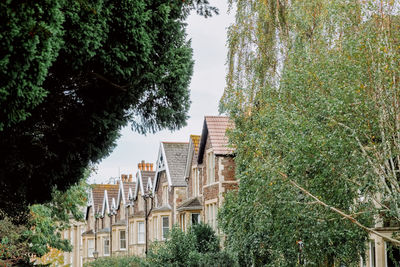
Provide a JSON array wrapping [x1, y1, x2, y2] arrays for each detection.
[[207, 151, 215, 184], [370, 240, 376, 267], [180, 213, 186, 231], [192, 168, 199, 196], [206, 203, 217, 230], [162, 216, 169, 240], [154, 217, 158, 241], [88, 239, 94, 258], [120, 230, 126, 250], [138, 222, 145, 244], [130, 222, 134, 244], [103, 237, 110, 256]]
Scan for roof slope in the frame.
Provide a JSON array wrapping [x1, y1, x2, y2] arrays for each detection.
[[163, 142, 189, 186], [205, 116, 233, 155], [136, 170, 155, 196], [198, 116, 234, 163], [92, 184, 118, 213]]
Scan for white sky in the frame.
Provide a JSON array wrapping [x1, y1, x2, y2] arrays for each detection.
[[90, 2, 234, 184]]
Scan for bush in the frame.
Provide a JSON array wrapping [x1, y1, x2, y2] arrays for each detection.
[[84, 255, 143, 267], [190, 223, 219, 254], [146, 224, 237, 267]]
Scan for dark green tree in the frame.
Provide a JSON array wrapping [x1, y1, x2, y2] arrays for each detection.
[[0, 0, 217, 219]]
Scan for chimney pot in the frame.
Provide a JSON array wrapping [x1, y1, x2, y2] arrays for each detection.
[[150, 163, 153, 171], [146, 163, 150, 171], [129, 174, 132, 182]]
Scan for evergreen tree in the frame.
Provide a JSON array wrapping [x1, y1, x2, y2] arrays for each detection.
[[0, 0, 217, 219]]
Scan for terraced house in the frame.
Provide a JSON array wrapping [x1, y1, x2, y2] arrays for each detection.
[[66, 116, 237, 265]]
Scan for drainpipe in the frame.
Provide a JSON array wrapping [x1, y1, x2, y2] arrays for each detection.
[[94, 215, 98, 257], [144, 194, 153, 256], [126, 205, 130, 255], [110, 212, 113, 257]]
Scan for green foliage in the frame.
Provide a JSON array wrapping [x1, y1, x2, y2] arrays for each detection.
[[0, 0, 217, 218], [0, 178, 88, 265], [220, 0, 400, 265], [190, 223, 219, 254], [146, 225, 236, 267], [0, 0, 65, 130], [84, 255, 143, 267]]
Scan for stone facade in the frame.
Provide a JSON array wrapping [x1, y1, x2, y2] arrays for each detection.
[[76, 116, 237, 265]]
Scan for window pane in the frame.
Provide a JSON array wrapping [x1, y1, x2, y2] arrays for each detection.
[[104, 238, 110, 255], [192, 213, 200, 225], [120, 230, 126, 249], [162, 216, 169, 239], [138, 222, 145, 244], [88, 239, 94, 257]]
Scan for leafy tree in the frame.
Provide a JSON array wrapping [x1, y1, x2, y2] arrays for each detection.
[[0, 178, 88, 266], [0, 0, 217, 218], [220, 0, 400, 265]]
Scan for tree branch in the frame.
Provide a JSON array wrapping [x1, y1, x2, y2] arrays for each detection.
[[278, 171, 400, 246]]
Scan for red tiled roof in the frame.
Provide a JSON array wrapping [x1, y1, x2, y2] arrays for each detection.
[[205, 116, 234, 155]]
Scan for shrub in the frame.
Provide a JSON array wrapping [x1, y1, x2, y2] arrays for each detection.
[[84, 255, 143, 267], [146, 225, 237, 267]]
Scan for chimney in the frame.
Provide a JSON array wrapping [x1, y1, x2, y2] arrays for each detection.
[[128, 174, 133, 182], [138, 163, 142, 171], [121, 174, 128, 182], [141, 160, 145, 170], [150, 163, 153, 171], [146, 163, 150, 171]]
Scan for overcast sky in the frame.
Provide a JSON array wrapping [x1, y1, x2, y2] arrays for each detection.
[[90, 2, 234, 184]]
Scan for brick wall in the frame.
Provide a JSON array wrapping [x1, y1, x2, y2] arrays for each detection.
[[203, 184, 219, 201], [221, 156, 235, 181]]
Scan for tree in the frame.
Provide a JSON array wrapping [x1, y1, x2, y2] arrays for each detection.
[[0, 178, 88, 266], [0, 0, 217, 218], [220, 0, 400, 265]]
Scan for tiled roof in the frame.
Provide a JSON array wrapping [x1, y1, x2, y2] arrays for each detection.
[[191, 135, 200, 153], [198, 116, 234, 163], [163, 142, 189, 186], [190, 135, 201, 163], [92, 184, 118, 214], [140, 170, 155, 194], [177, 197, 202, 211], [205, 116, 234, 155], [153, 205, 172, 212], [122, 181, 135, 202], [105, 185, 119, 210]]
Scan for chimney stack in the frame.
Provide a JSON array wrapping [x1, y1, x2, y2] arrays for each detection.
[[128, 174, 133, 182], [137, 161, 154, 171], [121, 174, 128, 182]]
